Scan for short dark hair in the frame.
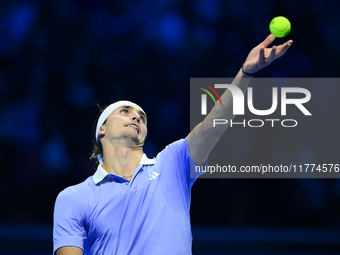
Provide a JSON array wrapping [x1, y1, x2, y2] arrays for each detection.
[[90, 104, 107, 164]]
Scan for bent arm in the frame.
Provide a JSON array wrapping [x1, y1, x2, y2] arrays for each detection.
[[56, 246, 83, 255], [188, 34, 293, 165], [188, 68, 251, 165]]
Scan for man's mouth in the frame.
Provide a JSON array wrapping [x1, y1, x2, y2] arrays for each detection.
[[127, 124, 139, 134]]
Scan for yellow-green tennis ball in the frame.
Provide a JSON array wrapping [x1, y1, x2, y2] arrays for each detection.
[[269, 16, 291, 38]]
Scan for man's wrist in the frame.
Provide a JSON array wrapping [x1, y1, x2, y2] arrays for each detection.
[[242, 63, 255, 76]]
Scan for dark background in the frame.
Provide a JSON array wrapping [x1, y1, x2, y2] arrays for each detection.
[[0, 0, 340, 254]]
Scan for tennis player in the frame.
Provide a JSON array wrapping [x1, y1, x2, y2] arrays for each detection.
[[53, 34, 292, 255]]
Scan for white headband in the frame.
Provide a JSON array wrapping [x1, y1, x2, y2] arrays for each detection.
[[95, 101, 145, 164]]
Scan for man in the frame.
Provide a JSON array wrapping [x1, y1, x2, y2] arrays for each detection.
[[53, 34, 292, 255]]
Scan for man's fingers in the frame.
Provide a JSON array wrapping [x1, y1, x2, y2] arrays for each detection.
[[276, 40, 293, 58], [259, 47, 265, 65], [279, 40, 293, 56], [261, 34, 276, 48], [267, 46, 276, 64]]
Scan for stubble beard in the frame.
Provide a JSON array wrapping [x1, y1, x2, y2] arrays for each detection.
[[108, 131, 143, 148]]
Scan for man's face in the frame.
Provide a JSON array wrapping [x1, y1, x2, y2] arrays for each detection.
[[100, 104, 147, 147]]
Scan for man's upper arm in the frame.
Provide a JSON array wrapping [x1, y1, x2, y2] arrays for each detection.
[[188, 122, 219, 166], [56, 246, 83, 255], [53, 189, 87, 254]]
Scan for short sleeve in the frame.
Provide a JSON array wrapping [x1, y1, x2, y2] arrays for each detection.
[[166, 136, 207, 188], [53, 189, 87, 254]]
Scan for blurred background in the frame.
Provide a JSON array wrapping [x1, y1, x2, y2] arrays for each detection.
[[1, 0, 340, 254]]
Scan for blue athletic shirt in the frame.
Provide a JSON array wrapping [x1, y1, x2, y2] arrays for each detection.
[[53, 137, 204, 255]]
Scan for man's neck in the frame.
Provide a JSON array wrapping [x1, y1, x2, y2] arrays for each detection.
[[101, 144, 144, 178]]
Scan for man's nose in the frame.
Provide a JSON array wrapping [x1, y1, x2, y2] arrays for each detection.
[[131, 112, 141, 122]]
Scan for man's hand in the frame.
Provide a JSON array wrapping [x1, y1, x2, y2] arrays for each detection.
[[242, 34, 293, 75], [188, 34, 293, 166]]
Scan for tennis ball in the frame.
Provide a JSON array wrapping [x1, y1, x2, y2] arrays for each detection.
[[269, 16, 291, 38]]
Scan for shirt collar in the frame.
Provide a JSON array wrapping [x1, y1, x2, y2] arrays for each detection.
[[93, 154, 155, 184]]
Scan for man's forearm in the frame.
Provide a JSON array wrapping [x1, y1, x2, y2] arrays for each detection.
[[201, 68, 252, 139], [188, 68, 252, 165]]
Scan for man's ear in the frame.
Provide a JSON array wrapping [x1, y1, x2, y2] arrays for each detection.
[[98, 126, 105, 139]]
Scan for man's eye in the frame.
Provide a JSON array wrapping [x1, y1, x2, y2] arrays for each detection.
[[121, 109, 128, 113]]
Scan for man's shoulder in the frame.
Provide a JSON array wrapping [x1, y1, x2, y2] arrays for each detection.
[[57, 176, 94, 202], [152, 137, 189, 165], [161, 137, 188, 153]]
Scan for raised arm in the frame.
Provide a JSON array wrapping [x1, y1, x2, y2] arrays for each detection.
[[188, 34, 293, 165]]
